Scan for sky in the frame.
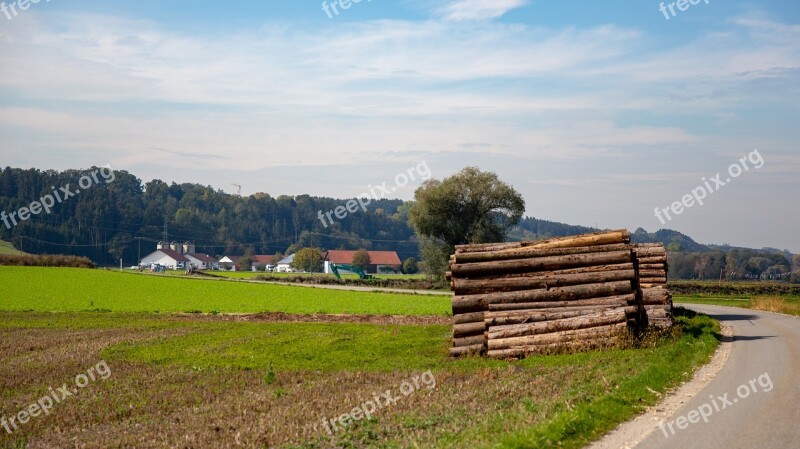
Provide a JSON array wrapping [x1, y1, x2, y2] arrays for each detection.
[[0, 0, 798, 252]]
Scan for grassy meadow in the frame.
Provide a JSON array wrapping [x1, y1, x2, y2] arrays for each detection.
[[0, 267, 450, 316], [0, 266, 725, 448], [0, 240, 24, 255]]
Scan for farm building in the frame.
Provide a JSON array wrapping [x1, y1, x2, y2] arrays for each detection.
[[184, 253, 219, 270], [323, 250, 402, 274], [275, 254, 295, 272], [140, 248, 189, 270], [140, 242, 218, 270], [218, 255, 239, 271]]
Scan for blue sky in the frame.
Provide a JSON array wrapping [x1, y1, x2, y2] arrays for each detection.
[[1, 0, 798, 251]]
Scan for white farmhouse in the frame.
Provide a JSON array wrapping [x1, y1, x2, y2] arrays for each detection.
[[140, 248, 189, 270], [185, 253, 219, 270]]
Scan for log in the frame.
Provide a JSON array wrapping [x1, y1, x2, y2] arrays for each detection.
[[485, 306, 636, 326], [479, 263, 634, 280], [449, 344, 483, 357], [454, 229, 630, 254], [453, 321, 486, 337], [644, 304, 671, 311], [633, 246, 666, 257], [507, 229, 630, 252], [452, 334, 485, 347], [453, 312, 485, 324], [639, 263, 667, 270], [455, 281, 633, 309], [641, 287, 670, 305], [450, 250, 634, 278], [638, 270, 667, 277], [637, 256, 667, 264], [487, 336, 625, 358], [452, 268, 636, 295], [455, 242, 523, 254], [487, 293, 634, 311], [453, 243, 631, 264], [487, 308, 628, 340], [639, 277, 667, 284], [488, 322, 627, 350], [646, 310, 670, 319]]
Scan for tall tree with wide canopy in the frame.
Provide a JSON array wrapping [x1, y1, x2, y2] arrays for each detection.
[[409, 167, 525, 275]]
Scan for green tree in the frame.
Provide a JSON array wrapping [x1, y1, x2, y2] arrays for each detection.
[[791, 255, 800, 284], [351, 249, 371, 272], [409, 167, 525, 276], [419, 237, 451, 278], [409, 167, 525, 248], [107, 233, 131, 264], [236, 256, 253, 272], [402, 257, 418, 274], [292, 248, 323, 272]]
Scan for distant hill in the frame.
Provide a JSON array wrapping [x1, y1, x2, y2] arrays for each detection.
[[631, 228, 709, 252], [510, 220, 710, 253], [0, 240, 25, 255], [509, 217, 599, 241]]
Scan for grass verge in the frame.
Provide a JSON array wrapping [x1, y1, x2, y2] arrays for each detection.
[[676, 293, 800, 317]]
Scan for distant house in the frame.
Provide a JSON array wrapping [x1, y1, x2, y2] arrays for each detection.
[[185, 253, 219, 270], [275, 254, 295, 272], [140, 242, 214, 270], [251, 255, 273, 271], [140, 248, 189, 270], [324, 250, 402, 274], [218, 255, 240, 271]]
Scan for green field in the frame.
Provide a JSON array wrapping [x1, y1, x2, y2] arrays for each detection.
[[0, 240, 24, 255], [0, 267, 725, 448], [0, 267, 450, 315], [0, 308, 719, 448], [675, 293, 800, 316]]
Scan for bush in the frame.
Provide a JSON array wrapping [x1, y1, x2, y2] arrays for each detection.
[[0, 254, 95, 268]]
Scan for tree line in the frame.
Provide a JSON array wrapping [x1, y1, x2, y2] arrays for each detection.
[[1, 165, 796, 282]]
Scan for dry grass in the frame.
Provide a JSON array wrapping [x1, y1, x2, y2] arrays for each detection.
[[751, 296, 800, 316], [0, 311, 719, 449], [0, 323, 569, 448]]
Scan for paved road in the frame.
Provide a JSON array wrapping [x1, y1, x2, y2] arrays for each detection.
[[636, 304, 800, 449]]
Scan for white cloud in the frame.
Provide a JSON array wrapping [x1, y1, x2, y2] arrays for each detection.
[[439, 0, 527, 22]]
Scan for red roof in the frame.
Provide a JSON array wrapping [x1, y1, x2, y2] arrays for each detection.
[[252, 255, 273, 264], [325, 250, 401, 266], [187, 253, 217, 263], [158, 249, 190, 262]]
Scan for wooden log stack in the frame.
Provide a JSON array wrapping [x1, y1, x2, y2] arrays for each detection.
[[633, 243, 673, 328], [447, 230, 658, 358]]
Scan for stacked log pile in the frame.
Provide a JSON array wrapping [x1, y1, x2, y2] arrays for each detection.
[[633, 243, 673, 328], [447, 230, 645, 358]]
